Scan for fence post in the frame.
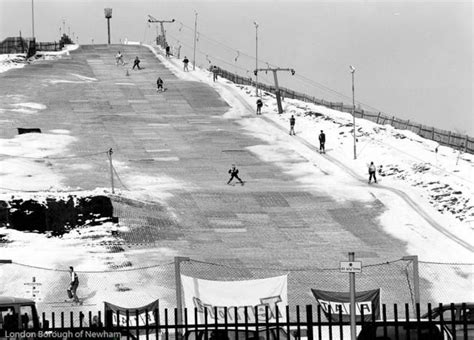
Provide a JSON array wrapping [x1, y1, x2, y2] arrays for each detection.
[[447, 131, 452, 146], [361, 109, 364, 118], [174, 256, 190, 329], [402, 255, 420, 306], [376, 112, 381, 124], [305, 305, 314, 340], [405, 120, 410, 130], [391, 116, 395, 125], [464, 135, 468, 153], [431, 127, 435, 140]]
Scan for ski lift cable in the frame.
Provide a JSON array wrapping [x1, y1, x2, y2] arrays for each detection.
[[172, 21, 385, 112], [171, 22, 278, 68]]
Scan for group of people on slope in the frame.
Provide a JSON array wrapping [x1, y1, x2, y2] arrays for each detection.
[[255, 99, 379, 184], [115, 51, 142, 70]]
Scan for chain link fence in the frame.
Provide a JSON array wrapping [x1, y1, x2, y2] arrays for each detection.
[[0, 258, 471, 321]]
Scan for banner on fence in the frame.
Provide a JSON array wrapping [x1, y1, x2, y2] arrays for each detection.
[[104, 299, 159, 326], [311, 289, 380, 322], [181, 274, 287, 323]]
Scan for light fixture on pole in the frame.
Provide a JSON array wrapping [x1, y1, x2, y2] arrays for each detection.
[[104, 8, 112, 44], [31, 0, 35, 39], [193, 11, 198, 71], [253, 21, 259, 97], [350, 65, 357, 160]]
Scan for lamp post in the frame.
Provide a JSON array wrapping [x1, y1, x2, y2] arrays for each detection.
[[193, 11, 198, 71], [253, 21, 259, 97], [350, 65, 357, 160], [31, 0, 35, 39], [104, 8, 112, 44]]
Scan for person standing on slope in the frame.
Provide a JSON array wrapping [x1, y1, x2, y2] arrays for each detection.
[[68, 266, 80, 303], [256, 98, 263, 115], [289, 115, 296, 135], [227, 164, 244, 185], [319, 130, 326, 153], [212, 65, 218, 82], [368, 161, 377, 184], [183, 56, 189, 71]]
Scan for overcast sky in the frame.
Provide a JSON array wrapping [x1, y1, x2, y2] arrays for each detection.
[[1, 0, 472, 135]]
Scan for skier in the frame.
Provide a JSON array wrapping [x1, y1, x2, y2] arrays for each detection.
[[256, 98, 263, 115], [115, 51, 125, 66], [132, 56, 141, 70], [227, 164, 244, 185], [319, 130, 326, 153], [289, 115, 296, 135], [156, 77, 164, 92], [368, 161, 377, 184], [165, 45, 171, 58], [67, 266, 80, 303], [183, 56, 189, 71]]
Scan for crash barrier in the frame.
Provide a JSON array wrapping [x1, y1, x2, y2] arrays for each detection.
[[0, 303, 472, 339], [1, 257, 472, 320], [214, 67, 473, 155]]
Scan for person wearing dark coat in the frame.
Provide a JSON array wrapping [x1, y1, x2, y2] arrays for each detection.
[[256, 99, 263, 115], [183, 56, 189, 71], [132, 56, 141, 70], [368, 161, 377, 184], [318, 130, 326, 153], [157, 77, 164, 92], [227, 164, 244, 185], [289, 115, 296, 135]]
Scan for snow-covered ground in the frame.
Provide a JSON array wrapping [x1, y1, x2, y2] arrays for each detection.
[[0, 43, 472, 310], [0, 44, 79, 74]]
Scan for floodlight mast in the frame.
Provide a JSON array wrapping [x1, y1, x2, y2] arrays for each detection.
[[148, 15, 175, 49]]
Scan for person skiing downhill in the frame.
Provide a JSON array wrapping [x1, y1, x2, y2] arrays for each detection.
[[132, 56, 141, 70], [157, 77, 164, 92], [227, 164, 244, 185], [368, 161, 377, 184], [115, 51, 125, 66]]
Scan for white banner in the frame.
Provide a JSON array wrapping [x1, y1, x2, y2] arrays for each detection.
[[181, 275, 288, 323]]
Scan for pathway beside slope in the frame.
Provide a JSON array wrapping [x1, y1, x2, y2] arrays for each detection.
[[0, 45, 437, 308]]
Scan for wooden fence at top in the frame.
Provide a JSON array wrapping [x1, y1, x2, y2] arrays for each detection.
[[216, 68, 473, 155], [0, 37, 62, 55]]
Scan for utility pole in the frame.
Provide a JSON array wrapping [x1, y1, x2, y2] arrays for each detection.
[[104, 8, 112, 44], [107, 148, 114, 194], [147, 15, 175, 49], [193, 11, 198, 71], [31, 0, 35, 39], [350, 65, 357, 160], [254, 67, 295, 114], [253, 22, 259, 97]]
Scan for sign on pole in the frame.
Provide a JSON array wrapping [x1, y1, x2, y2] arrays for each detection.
[[24, 277, 42, 302], [340, 261, 362, 273]]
